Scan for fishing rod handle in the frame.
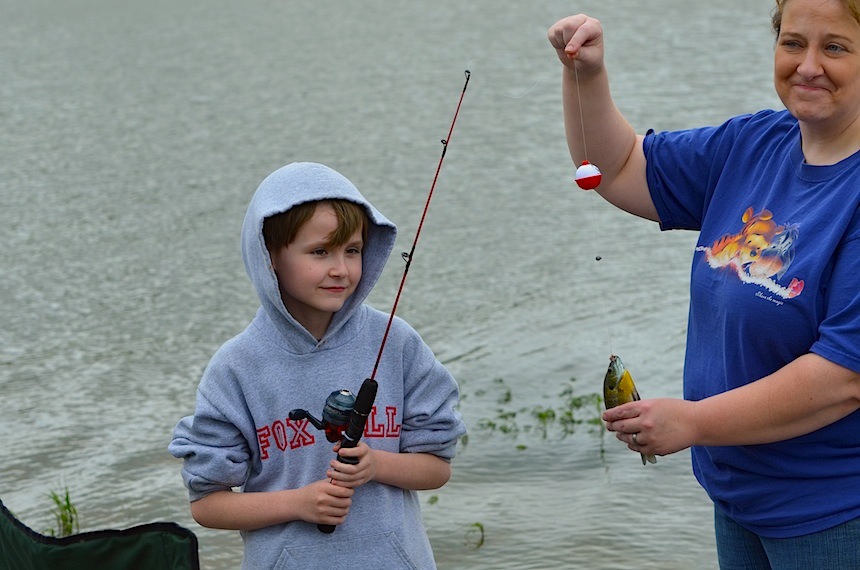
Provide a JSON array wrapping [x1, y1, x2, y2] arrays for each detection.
[[317, 444, 359, 533], [317, 378, 378, 534]]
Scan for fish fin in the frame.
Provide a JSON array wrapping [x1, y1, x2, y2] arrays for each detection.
[[642, 453, 657, 465], [620, 370, 642, 402]]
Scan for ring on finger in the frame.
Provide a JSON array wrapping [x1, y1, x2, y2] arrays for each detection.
[[632, 432, 639, 446]]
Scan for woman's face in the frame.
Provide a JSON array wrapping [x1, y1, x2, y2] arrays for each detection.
[[774, 0, 860, 134]]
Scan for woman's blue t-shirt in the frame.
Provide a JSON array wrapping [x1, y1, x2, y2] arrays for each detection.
[[644, 109, 860, 538]]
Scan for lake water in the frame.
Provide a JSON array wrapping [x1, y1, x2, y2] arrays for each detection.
[[0, 0, 782, 568]]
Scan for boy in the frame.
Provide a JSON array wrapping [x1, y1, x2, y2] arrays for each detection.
[[169, 162, 466, 569]]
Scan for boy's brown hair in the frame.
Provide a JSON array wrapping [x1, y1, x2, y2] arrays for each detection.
[[262, 199, 368, 252]]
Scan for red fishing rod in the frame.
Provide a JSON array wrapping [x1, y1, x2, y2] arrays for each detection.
[[316, 69, 471, 534], [371, 69, 471, 381]]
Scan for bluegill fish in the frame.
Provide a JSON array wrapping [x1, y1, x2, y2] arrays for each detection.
[[603, 355, 657, 465]]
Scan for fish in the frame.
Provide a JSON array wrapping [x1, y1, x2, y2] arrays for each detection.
[[603, 354, 657, 465]]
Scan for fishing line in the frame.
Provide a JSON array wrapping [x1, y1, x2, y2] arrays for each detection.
[[463, 58, 555, 99], [465, 54, 615, 355], [587, 197, 614, 357], [573, 64, 590, 163], [571, 56, 615, 357], [465, 54, 615, 354], [369, 69, 471, 381]]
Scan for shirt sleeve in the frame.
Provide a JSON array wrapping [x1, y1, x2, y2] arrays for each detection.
[[810, 212, 860, 373], [644, 113, 765, 231], [168, 371, 252, 502], [396, 320, 467, 460]]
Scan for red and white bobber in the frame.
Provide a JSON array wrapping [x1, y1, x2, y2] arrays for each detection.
[[574, 160, 601, 190]]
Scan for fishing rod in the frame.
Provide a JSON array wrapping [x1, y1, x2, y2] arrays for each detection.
[[370, 69, 471, 381], [294, 69, 471, 534]]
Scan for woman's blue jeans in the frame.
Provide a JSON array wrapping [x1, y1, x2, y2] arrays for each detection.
[[714, 507, 860, 569]]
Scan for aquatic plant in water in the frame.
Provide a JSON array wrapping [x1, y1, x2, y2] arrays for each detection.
[[464, 522, 485, 549], [44, 486, 80, 538], [474, 377, 603, 447]]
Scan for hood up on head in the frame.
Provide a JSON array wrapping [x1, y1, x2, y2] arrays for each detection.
[[241, 162, 397, 348]]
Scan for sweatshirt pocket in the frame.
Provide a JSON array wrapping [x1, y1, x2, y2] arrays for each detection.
[[274, 530, 421, 570]]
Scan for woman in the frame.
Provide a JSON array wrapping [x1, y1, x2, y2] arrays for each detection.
[[549, 0, 860, 567]]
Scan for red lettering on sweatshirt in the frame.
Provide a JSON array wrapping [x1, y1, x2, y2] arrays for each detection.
[[257, 425, 271, 460], [385, 406, 401, 438], [365, 405, 385, 437], [272, 420, 288, 451], [288, 418, 315, 449]]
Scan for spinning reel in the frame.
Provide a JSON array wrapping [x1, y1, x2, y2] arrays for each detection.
[[289, 389, 356, 443]]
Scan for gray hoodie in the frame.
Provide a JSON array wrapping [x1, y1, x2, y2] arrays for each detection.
[[169, 162, 466, 569]]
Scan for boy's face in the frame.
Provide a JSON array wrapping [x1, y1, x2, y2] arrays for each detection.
[[270, 202, 363, 338]]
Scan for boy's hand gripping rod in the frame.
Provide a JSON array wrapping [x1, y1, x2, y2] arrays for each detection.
[[319, 69, 470, 534]]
